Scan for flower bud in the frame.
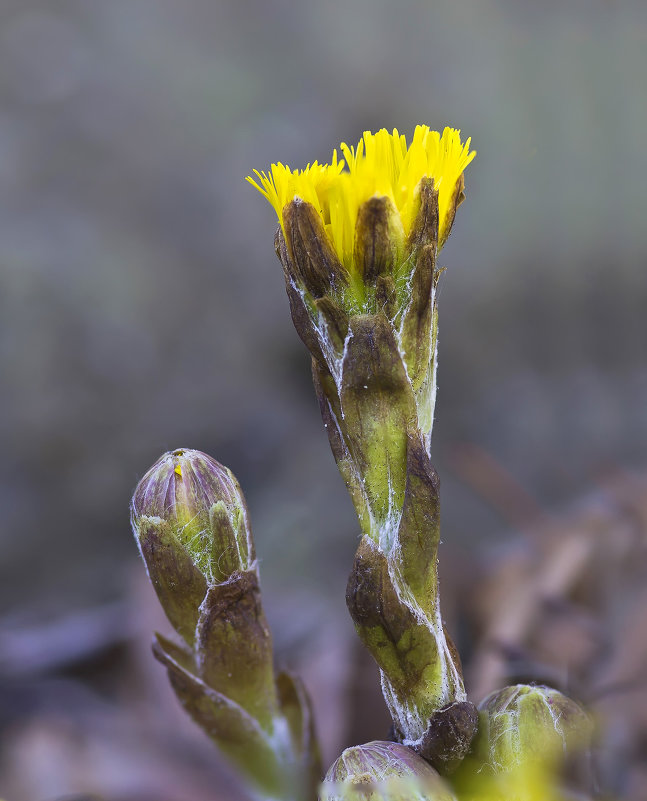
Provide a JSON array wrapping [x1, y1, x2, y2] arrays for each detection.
[[131, 450, 322, 798], [476, 684, 592, 772], [321, 741, 456, 801], [130, 448, 254, 645], [132, 448, 254, 578]]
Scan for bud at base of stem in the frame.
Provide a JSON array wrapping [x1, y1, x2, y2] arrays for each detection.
[[475, 684, 593, 774], [321, 741, 457, 801]]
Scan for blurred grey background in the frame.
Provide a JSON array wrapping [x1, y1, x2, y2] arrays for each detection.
[[1, 0, 646, 798]]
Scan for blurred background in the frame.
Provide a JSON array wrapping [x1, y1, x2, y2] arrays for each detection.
[[1, 0, 646, 798]]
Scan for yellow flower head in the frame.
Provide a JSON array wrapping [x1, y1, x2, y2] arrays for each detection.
[[247, 125, 475, 274]]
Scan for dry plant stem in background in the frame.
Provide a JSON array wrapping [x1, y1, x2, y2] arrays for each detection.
[[250, 127, 478, 772]]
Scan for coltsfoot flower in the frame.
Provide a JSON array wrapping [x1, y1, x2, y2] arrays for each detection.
[[249, 128, 477, 771], [248, 126, 475, 455], [248, 126, 474, 288]]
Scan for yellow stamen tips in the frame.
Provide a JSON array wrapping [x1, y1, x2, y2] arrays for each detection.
[[174, 464, 182, 477], [247, 126, 475, 271]]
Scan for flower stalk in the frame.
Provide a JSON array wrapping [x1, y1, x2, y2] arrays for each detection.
[[131, 448, 321, 801]]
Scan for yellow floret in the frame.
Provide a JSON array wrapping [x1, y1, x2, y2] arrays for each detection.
[[247, 126, 474, 272]]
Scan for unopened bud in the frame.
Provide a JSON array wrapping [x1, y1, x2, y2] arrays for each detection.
[[477, 684, 592, 772], [130, 448, 254, 645], [321, 741, 456, 801], [131, 448, 253, 580]]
